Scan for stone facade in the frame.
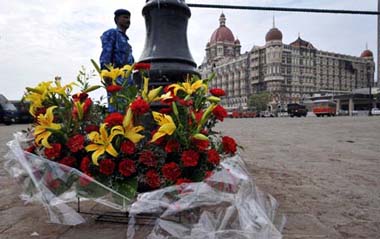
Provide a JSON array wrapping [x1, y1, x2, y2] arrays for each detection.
[[199, 14, 375, 112]]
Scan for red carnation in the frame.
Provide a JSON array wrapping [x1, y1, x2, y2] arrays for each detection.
[[162, 162, 181, 182], [104, 112, 124, 127], [106, 85, 123, 93], [193, 110, 203, 123], [145, 170, 161, 189], [59, 156, 76, 167], [82, 98, 92, 114], [130, 97, 150, 115], [44, 143, 62, 160], [176, 178, 192, 185], [118, 159, 136, 177], [85, 124, 99, 133], [139, 151, 157, 167], [210, 88, 226, 97], [120, 140, 136, 155], [25, 145, 36, 153], [192, 138, 209, 151], [212, 105, 228, 122], [181, 150, 200, 167], [134, 63, 151, 71], [207, 149, 220, 165], [99, 158, 116, 176], [165, 139, 180, 153], [222, 136, 237, 154], [80, 156, 91, 174], [66, 134, 85, 153]]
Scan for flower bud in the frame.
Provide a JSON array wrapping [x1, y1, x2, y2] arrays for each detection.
[[192, 133, 208, 141], [207, 96, 221, 103]]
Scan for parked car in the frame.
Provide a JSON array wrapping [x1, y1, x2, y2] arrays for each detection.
[[371, 108, 380, 115], [0, 101, 18, 125], [287, 103, 308, 117], [259, 111, 274, 118], [11, 101, 34, 123]]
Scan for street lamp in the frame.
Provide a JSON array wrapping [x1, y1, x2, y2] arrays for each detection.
[[368, 71, 373, 116]]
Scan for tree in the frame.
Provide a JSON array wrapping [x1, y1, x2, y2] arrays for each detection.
[[248, 91, 271, 112]]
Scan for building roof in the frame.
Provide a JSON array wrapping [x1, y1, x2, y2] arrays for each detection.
[[265, 28, 283, 42], [290, 37, 315, 49], [209, 13, 235, 44], [360, 49, 373, 58]]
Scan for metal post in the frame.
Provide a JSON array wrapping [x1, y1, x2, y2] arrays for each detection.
[[136, 0, 199, 89], [377, 0, 380, 86], [369, 72, 373, 116]]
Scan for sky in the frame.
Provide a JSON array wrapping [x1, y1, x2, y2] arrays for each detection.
[[0, 0, 377, 101]]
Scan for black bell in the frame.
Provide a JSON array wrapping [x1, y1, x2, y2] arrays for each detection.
[[135, 0, 199, 88]]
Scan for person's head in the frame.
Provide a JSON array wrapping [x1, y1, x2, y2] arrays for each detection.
[[114, 9, 131, 30]]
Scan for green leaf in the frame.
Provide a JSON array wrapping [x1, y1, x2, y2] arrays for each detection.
[[84, 85, 102, 93], [91, 59, 101, 74]]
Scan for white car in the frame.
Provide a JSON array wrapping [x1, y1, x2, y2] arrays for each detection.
[[371, 108, 380, 115]]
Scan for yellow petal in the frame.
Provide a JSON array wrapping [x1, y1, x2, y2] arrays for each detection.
[[123, 108, 133, 128], [99, 124, 109, 142], [88, 132, 100, 142], [160, 123, 176, 135], [45, 106, 57, 123], [151, 132, 165, 143], [85, 144, 100, 152], [106, 144, 118, 158], [34, 125, 46, 136], [148, 86, 162, 102], [92, 148, 105, 166], [35, 131, 52, 148], [125, 130, 145, 144]]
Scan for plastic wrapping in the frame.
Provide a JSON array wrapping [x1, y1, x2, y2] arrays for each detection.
[[4, 132, 133, 225], [4, 132, 284, 238]]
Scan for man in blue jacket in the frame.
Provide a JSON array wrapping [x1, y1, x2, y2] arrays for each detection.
[[100, 9, 135, 112]]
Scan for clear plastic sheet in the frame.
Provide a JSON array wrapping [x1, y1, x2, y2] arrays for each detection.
[[4, 132, 133, 225], [4, 132, 284, 238]]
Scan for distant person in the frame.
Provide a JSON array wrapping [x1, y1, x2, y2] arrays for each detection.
[[100, 9, 135, 112]]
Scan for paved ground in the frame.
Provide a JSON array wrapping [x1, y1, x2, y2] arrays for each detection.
[[1, 116, 380, 238]]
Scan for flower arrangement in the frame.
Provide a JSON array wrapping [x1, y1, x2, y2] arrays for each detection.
[[21, 62, 237, 199]]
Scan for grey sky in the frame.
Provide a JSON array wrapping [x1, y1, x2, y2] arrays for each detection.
[[0, 0, 377, 101]]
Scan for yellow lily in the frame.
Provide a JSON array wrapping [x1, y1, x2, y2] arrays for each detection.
[[100, 67, 124, 84], [34, 106, 61, 148], [151, 111, 176, 143], [50, 78, 76, 96], [111, 108, 145, 144], [168, 79, 207, 96], [142, 77, 162, 103], [24, 81, 52, 116], [85, 123, 122, 166], [160, 91, 174, 102]]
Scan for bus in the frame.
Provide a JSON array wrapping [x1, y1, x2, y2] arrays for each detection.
[[312, 99, 336, 117]]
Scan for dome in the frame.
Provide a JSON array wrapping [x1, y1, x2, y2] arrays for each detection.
[[290, 37, 315, 49], [265, 28, 283, 42], [209, 13, 235, 44], [234, 39, 241, 45], [360, 49, 373, 58]]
